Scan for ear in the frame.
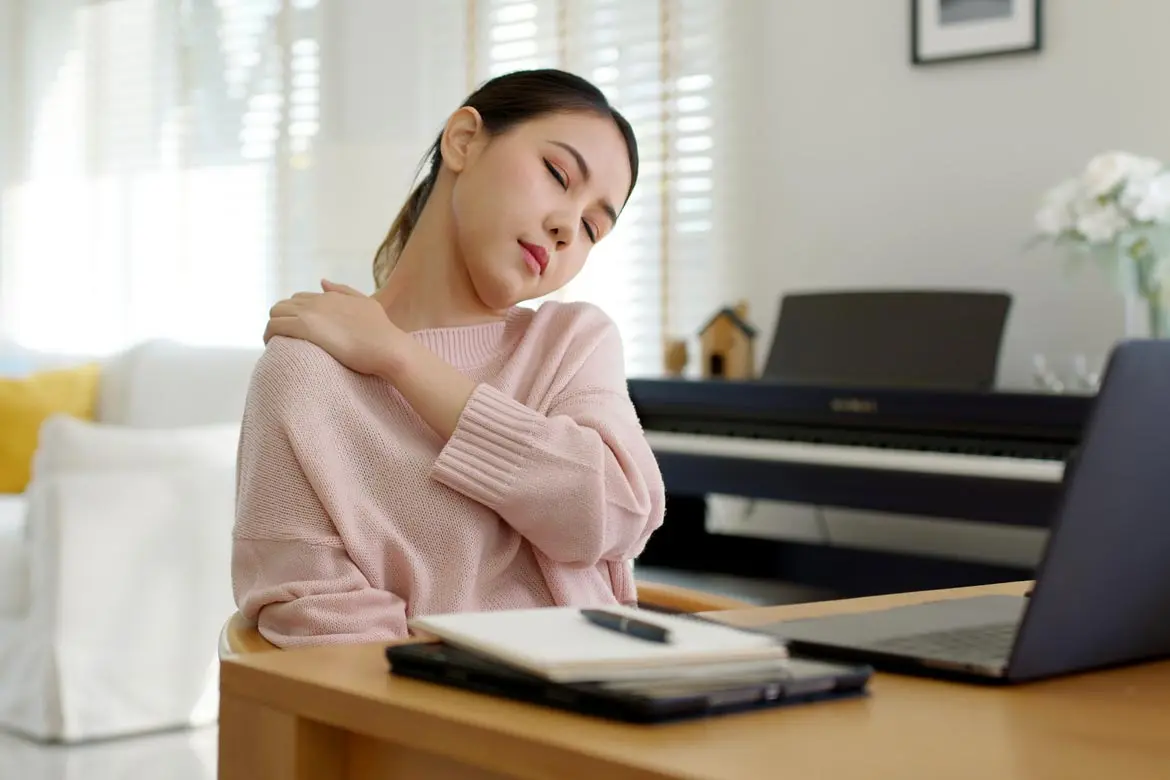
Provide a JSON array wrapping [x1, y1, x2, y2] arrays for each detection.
[[440, 106, 485, 173]]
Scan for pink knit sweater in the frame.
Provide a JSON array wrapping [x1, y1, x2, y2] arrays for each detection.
[[232, 301, 666, 647]]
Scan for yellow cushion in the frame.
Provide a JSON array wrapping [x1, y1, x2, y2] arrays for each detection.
[[0, 363, 102, 493]]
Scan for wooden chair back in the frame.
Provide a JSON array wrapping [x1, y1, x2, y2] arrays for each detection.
[[218, 611, 279, 657]]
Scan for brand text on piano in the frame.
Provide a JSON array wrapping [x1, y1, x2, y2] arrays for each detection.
[[830, 398, 879, 414]]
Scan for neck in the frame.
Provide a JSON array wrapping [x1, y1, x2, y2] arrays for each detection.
[[373, 179, 506, 332]]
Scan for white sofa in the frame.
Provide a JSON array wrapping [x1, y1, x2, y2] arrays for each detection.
[[0, 339, 262, 742]]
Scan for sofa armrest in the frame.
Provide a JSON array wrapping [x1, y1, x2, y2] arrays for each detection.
[[19, 466, 237, 739]]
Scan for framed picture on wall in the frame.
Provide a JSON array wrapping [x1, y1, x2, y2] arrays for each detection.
[[912, 0, 1042, 64]]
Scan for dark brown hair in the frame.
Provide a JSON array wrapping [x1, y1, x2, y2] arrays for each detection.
[[371, 68, 639, 288]]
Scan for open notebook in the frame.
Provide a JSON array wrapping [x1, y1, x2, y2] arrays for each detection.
[[407, 605, 789, 683]]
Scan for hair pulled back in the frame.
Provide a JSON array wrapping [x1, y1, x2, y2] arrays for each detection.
[[372, 68, 639, 288]]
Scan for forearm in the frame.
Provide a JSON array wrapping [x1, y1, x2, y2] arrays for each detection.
[[378, 335, 476, 441], [429, 384, 666, 565], [380, 317, 666, 564]]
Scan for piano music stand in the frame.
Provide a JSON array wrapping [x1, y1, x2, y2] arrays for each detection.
[[761, 289, 1011, 391]]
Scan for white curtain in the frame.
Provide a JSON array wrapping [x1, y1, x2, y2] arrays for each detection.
[[0, 0, 321, 354], [472, 0, 727, 378]]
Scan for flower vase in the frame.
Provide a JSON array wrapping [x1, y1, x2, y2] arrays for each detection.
[[1121, 246, 1170, 339], [1124, 290, 1169, 339], [1031, 150, 1170, 341]]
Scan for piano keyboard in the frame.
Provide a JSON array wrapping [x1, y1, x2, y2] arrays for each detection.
[[644, 431, 1066, 484]]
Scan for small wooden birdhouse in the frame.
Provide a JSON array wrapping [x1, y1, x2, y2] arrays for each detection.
[[697, 301, 757, 380]]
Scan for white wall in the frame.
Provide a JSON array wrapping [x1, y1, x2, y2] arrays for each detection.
[[710, 0, 1170, 566], [721, 0, 1170, 391]]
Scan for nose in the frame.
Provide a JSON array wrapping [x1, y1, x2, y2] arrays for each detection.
[[545, 209, 577, 251]]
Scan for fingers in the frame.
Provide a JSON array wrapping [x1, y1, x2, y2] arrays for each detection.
[[269, 291, 318, 316], [270, 285, 356, 322], [321, 279, 363, 296], [263, 316, 306, 345], [269, 300, 300, 318]]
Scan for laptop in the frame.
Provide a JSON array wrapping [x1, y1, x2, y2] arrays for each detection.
[[758, 339, 1170, 683]]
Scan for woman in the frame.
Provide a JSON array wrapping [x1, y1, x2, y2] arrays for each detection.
[[232, 68, 667, 647]]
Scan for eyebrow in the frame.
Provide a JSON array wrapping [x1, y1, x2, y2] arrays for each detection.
[[549, 140, 619, 226]]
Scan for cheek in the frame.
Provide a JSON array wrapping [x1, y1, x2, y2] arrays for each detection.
[[506, 165, 549, 221], [457, 162, 542, 239]]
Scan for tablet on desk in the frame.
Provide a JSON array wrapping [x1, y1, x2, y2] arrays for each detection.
[[385, 642, 872, 724]]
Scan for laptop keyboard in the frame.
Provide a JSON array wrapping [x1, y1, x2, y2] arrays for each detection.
[[867, 622, 1018, 666]]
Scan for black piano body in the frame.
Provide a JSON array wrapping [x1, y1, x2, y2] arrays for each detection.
[[628, 378, 1096, 595], [629, 377, 1092, 527]]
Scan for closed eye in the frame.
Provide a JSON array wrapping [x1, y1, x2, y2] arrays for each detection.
[[582, 221, 597, 243], [544, 159, 567, 189]]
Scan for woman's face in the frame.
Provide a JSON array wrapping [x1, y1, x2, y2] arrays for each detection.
[[443, 108, 634, 310]]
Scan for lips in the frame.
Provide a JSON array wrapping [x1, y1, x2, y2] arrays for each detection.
[[519, 240, 549, 275]]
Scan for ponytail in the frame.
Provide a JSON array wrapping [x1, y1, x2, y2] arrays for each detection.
[[372, 142, 441, 288]]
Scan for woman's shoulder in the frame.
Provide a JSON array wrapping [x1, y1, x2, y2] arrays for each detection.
[[513, 301, 627, 381], [247, 336, 356, 405], [522, 300, 620, 342]]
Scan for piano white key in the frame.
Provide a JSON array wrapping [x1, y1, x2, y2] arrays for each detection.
[[644, 431, 1065, 484]]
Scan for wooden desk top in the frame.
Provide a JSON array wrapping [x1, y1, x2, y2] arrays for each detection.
[[219, 582, 1170, 780]]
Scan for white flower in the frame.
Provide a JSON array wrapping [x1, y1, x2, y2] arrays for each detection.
[[1033, 151, 1169, 251], [1120, 177, 1153, 213], [1075, 201, 1129, 244], [1082, 151, 1146, 197], [1128, 155, 1163, 182], [1132, 173, 1170, 224], [1119, 159, 1166, 214], [1034, 177, 1080, 235]]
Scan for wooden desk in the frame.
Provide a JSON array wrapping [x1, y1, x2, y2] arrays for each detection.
[[218, 582, 1170, 779]]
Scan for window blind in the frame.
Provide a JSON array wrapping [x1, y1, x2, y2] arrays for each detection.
[[471, 0, 724, 377], [0, 0, 321, 353]]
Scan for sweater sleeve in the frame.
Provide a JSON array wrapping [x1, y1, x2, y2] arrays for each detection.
[[232, 339, 408, 647], [429, 315, 666, 567]]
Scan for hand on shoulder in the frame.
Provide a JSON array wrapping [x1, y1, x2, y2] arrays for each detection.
[[265, 280, 409, 378]]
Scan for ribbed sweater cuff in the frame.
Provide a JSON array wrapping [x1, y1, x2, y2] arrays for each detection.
[[430, 384, 541, 508]]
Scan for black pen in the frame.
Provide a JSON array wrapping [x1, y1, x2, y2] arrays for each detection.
[[581, 609, 672, 644]]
